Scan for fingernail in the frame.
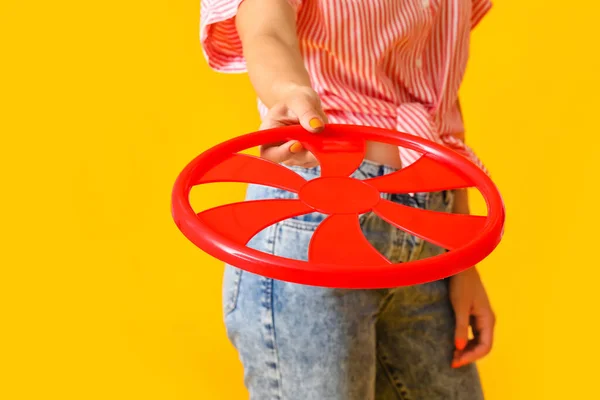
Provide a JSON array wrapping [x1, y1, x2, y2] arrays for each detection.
[[309, 118, 323, 129], [455, 338, 468, 351], [290, 142, 303, 153], [451, 360, 462, 369]]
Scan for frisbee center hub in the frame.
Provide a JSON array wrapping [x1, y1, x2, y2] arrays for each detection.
[[299, 177, 380, 214]]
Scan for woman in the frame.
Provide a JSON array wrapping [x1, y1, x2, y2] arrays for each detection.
[[200, 0, 495, 398]]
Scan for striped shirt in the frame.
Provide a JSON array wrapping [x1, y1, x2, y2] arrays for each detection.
[[200, 0, 492, 171]]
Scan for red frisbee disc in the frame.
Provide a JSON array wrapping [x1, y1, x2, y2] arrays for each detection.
[[171, 124, 505, 289]]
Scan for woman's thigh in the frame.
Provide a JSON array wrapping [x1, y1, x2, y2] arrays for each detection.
[[223, 166, 387, 400], [221, 164, 483, 400], [372, 191, 484, 400]]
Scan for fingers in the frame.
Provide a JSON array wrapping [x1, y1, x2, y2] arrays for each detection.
[[284, 87, 327, 133], [453, 313, 470, 354], [452, 312, 496, 368], [283, 150, 319, 168], [260, 141, 319, 166], [260, 140, 301, 163], [257, 86, 326, 168], [451, 289, 471, 353], [260, 86, 327, 135], [260, 104, 297, 130]]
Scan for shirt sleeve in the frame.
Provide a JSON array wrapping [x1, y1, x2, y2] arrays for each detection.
[[471, 0, 492, 29], [200, 0, 303, 73]]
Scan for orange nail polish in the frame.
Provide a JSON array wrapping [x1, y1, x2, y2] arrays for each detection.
[[309, 118, 323, 129], [290, 142, 303, 153], [451, 360, 462, 369], [455, 338, 468, 351]]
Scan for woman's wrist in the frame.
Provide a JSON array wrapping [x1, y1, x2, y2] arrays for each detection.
[[451, 188, 476, 275], [452, 188, 471, 215]]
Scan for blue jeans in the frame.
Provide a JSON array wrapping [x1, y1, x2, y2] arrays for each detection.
[[222, 160, 484, 400]]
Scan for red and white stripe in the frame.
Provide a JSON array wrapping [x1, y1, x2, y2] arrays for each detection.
[[200, 0, 492, 172]]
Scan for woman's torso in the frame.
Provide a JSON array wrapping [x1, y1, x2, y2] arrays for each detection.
[[259, 0, 490, 169]]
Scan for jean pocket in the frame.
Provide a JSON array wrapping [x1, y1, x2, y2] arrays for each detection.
[[280, 211, 326, 230], [222, 265, 242, 316], [286, 165, 321, 181], [274, 217, 322, 262], [426, 190, 454, 213]]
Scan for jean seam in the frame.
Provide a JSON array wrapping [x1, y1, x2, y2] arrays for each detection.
[[259, 224, 283, 400], [279, 218, 322, 231], [376, 350, 411, 400], [224, 267, 242, 316], [405, 193, 429, 261], [375, 289, 396, 319]]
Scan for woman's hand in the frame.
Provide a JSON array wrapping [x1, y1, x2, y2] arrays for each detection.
[[259, 85, 327, 168], [236, 1, 327, 167], [449, 266, 496, 368]]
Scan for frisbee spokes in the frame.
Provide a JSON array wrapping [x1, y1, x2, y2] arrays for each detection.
[[197, 199, 314, 246], [366, 154, 476, 193], [308, 214, 391, 266], [172, 124, 505, 288], [193, 153, 307, 193], [303, 136, 366, 178], [372, 199, 487, 250]]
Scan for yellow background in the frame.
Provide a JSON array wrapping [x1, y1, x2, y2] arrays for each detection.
[[1, 1, 599, 399]]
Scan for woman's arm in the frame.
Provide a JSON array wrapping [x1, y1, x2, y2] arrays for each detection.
[[452, 188, 470, 215], [236, 0, 325, 130], [237, 0, 309, 105], [235, 0, 325, 165], [448, 122, 495, 368], [452, 101, 470, 215]]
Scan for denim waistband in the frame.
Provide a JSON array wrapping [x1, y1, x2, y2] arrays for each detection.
[[288, 159, 397, 181]]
